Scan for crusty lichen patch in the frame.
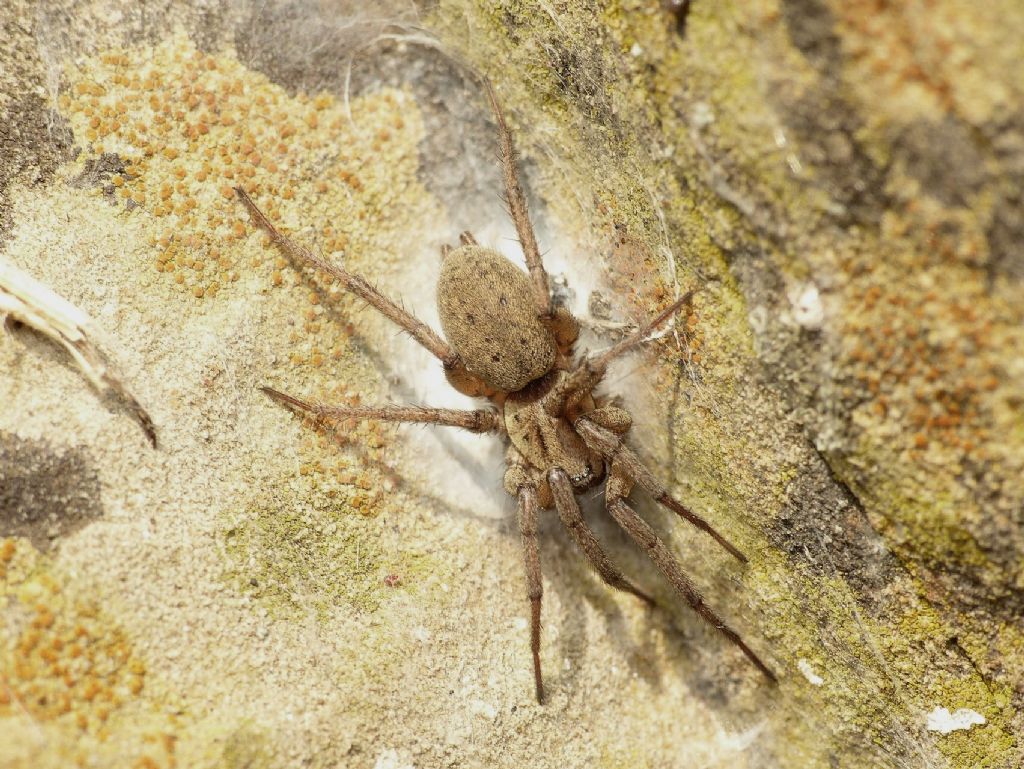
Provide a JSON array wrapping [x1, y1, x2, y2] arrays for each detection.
[[833, 1, 1024, 126], [0, 537, 185, 769], [223, 487, 440, 620], [831, 203, 1024, 577], [58, 28, 456, 491], [61, 31, 436, 302]]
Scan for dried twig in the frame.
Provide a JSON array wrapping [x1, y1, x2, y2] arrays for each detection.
[[0, 258, 156, 447]]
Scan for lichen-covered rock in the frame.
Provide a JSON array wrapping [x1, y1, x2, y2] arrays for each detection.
[[2, 1, 1022, 768]]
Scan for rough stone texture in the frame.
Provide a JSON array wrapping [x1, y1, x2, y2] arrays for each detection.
[[1, 1, 1022, 768]]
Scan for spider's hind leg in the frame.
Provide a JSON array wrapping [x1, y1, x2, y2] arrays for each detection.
[[261, 387, 501, 432], [484, 79, 551, 317], [236, 187, 457, 367]]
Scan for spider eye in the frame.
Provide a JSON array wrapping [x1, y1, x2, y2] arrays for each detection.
[[570, 464, 593, 486]]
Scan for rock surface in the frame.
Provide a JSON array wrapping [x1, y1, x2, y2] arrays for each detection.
[[2, 1, 1022, 767]]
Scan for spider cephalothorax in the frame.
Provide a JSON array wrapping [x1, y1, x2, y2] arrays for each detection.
[[236, 80, 774, 703]]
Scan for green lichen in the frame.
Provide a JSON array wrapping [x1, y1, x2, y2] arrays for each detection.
[[222, 490, 438, 620], [838, 451, 991, 573], [598, 744, 652, 769], [216, 725, 273, 769], [879, 609, 1018, 768]]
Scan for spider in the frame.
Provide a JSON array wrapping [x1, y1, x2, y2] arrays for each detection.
[[235, 80, 775, 703]]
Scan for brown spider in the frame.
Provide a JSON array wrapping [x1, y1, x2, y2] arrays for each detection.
[[235, 81, 775, 703]]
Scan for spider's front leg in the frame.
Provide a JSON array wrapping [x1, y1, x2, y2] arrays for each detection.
[[547, 468, 654, 607], [576, 418, 746, 562], [577, 418, 776, 682], [546, 291, 694, 415], [505, 449, 546, 703], [516, 482, 545, 704]]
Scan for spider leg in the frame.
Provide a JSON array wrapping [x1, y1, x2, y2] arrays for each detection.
[[603, 476, 776, 682], [548, 468, 655, 606], [235, 187, 458, 367], [546, 291, 693, 414], [581, 404, 632, 435], [575, 417, 746, 563], [516, 483, 546, 704], [484, 79, 551, 317], [261, 387, 501, 433]]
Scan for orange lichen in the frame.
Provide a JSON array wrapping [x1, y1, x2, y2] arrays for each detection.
[[0, 540, 191, 768], [839, 206, 1011, 468], [0, 541, 147, 736], [833, 1, 1023, 124], [58, 32, 439, 503], [61, 33, 424, 314]]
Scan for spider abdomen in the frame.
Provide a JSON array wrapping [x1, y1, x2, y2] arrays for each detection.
[[437, 246, 555, 392]]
